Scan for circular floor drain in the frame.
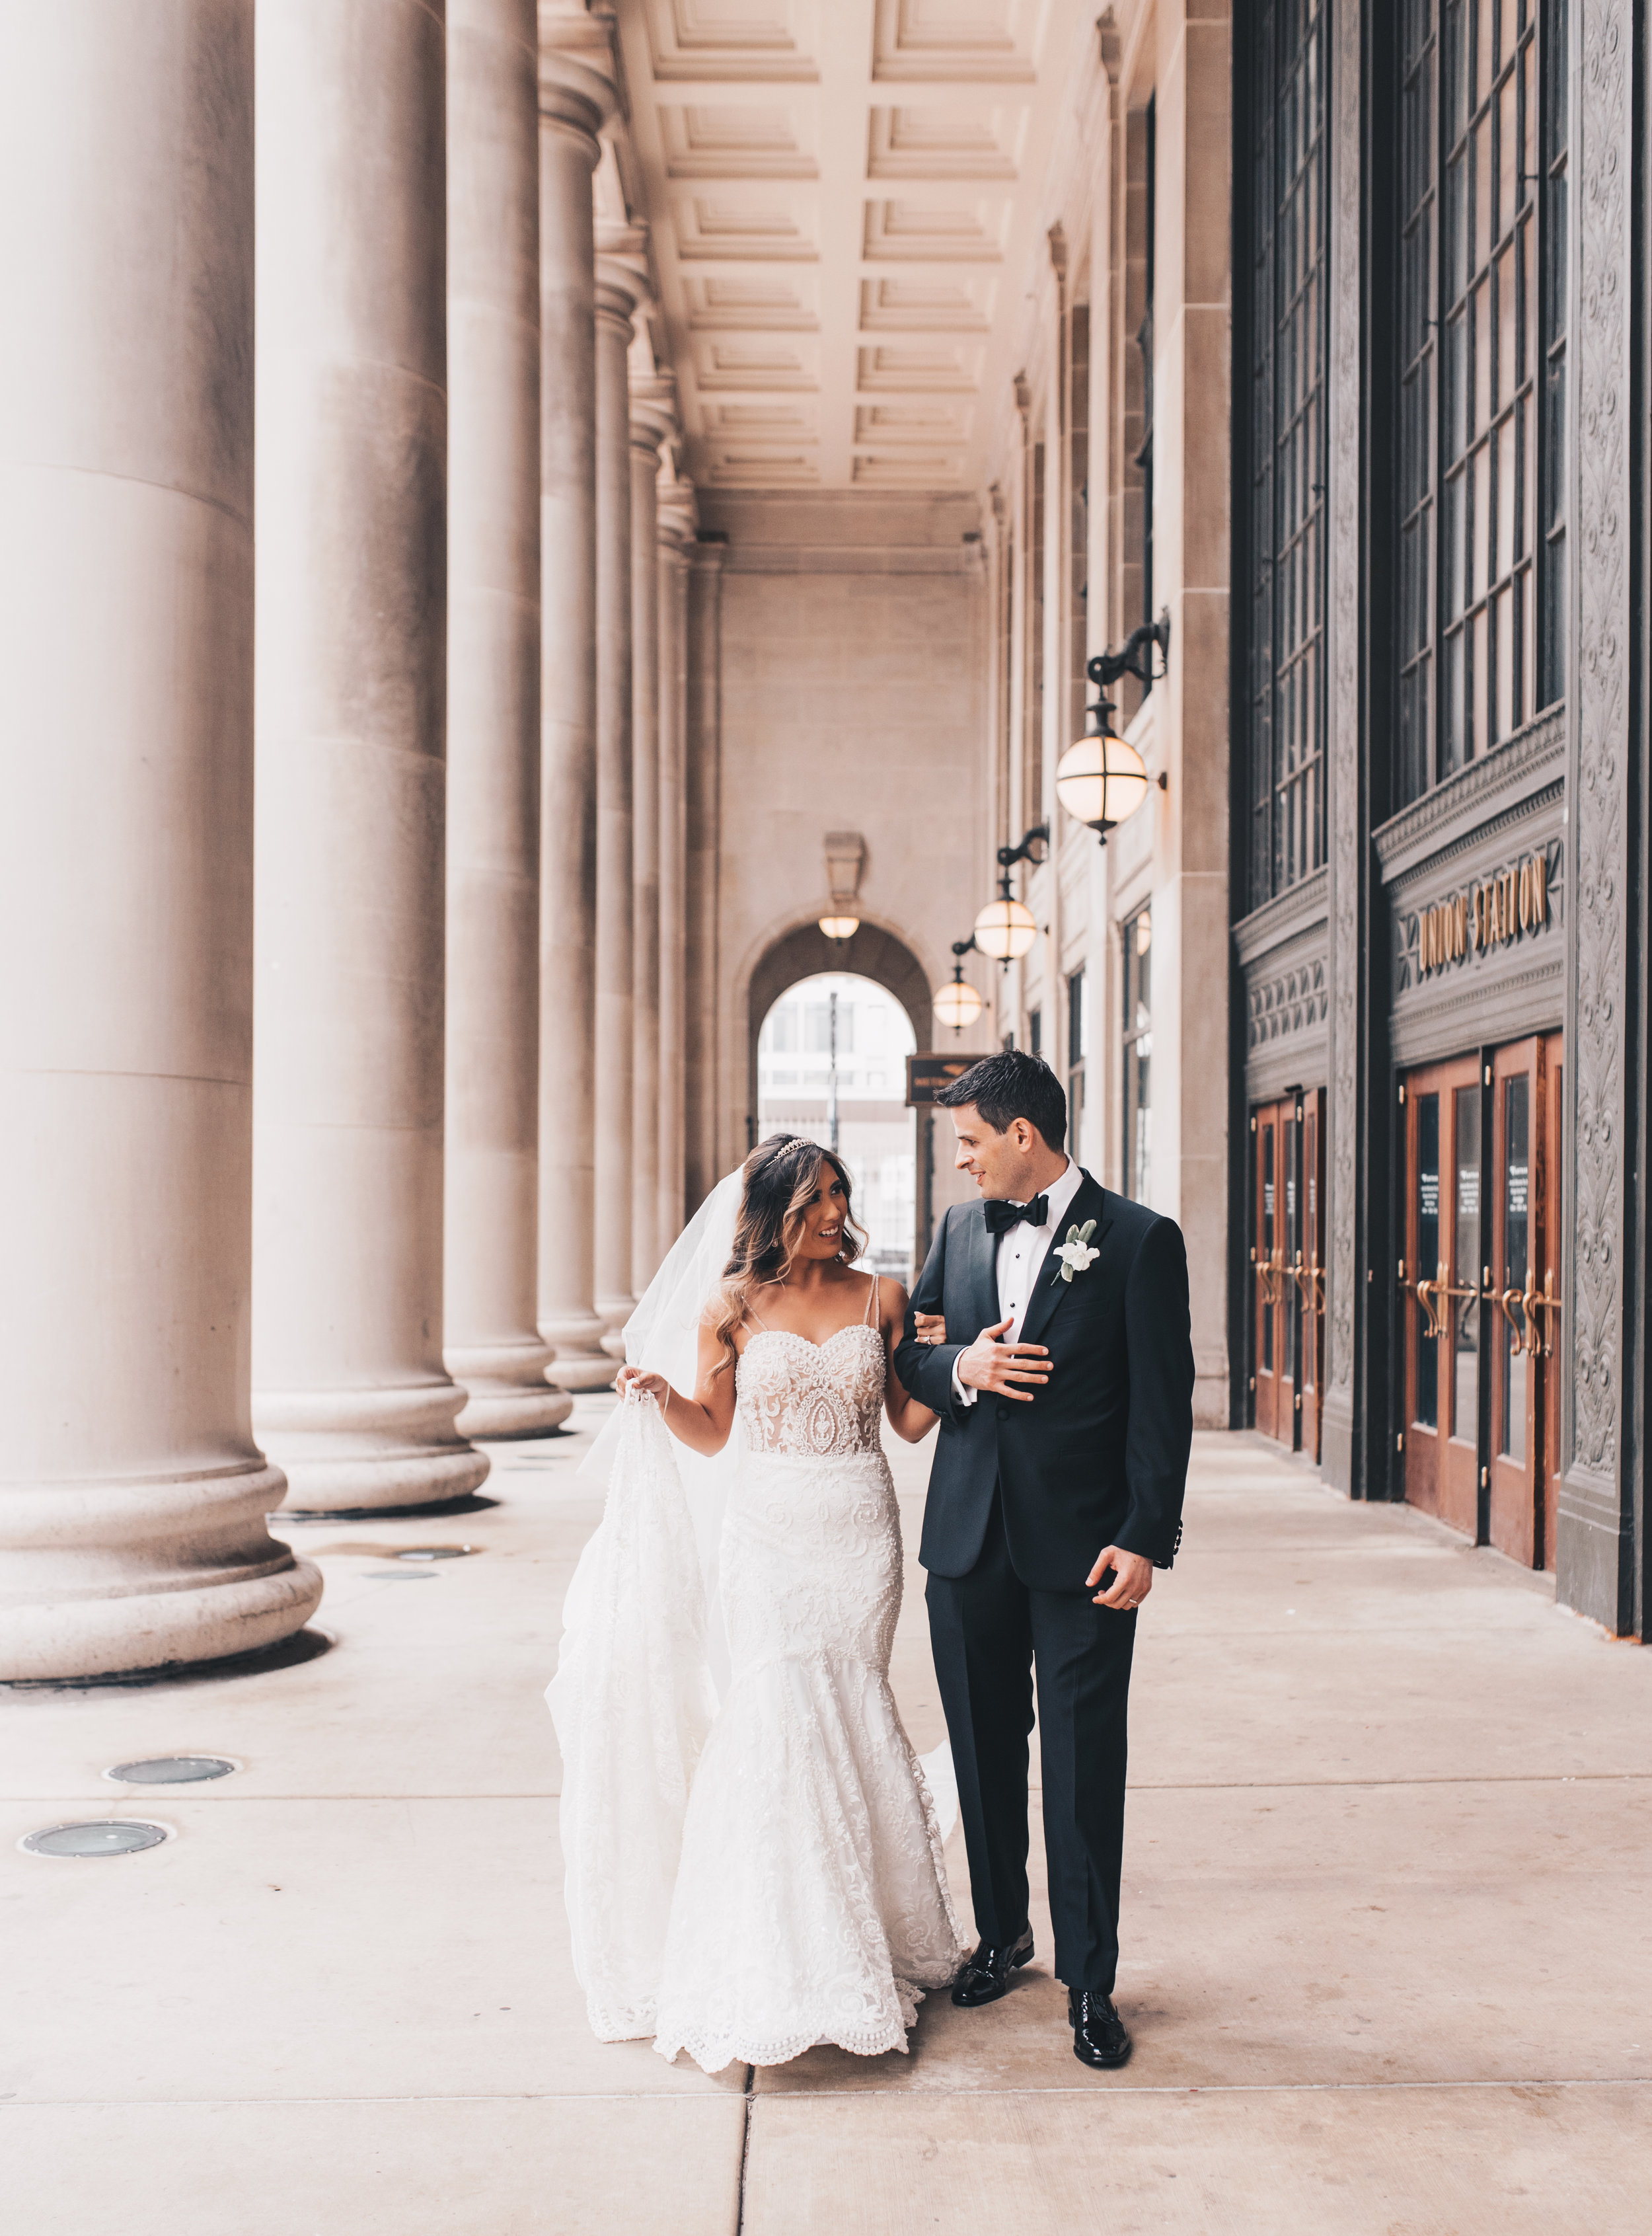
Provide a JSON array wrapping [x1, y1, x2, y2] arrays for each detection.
[[22, 1820, 170, 1859], [395, 1546, 474, 1562], [104, 1755, 236, 1786], [365, 1570, 437, 1580]]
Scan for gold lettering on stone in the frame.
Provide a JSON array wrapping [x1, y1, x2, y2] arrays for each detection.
[[1417, 849, 1551, 978]]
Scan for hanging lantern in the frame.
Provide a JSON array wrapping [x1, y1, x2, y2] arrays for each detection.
[[817, 914, 860, 942], [972, 893, 1037, 962], [1055, 718, 1151, 840], [933, 974, 984, 1034]]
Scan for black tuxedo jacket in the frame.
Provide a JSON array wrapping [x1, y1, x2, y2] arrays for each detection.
[[893, 1172, 1194, 1589]]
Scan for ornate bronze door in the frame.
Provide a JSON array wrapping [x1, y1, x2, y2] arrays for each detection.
[[1488, 1034, 1565, 1567], [1296, 1089, 1326, 1462], [1250, 1098, 1302, 1447], [1400, 1056, 1482, 1533]]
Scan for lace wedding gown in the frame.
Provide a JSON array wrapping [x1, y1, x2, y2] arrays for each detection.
[[648, 1298, 963, 2071]]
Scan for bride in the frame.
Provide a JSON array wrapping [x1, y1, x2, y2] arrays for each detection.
[[548, 1132, 963, 2073]]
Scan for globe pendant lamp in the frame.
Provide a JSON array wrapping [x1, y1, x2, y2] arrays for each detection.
[[1055, 712, 1150, 842], [933, 960, 983, 1035], [818, 914, 860, 943], [972, 890, 1037, 964]]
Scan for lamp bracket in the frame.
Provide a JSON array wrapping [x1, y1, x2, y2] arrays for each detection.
[[995, 824, 1049, 880], [1086, 610, 1170, 695]]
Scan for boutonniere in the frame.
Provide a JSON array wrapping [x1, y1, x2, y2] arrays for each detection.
[[1053, 1219, 1100, 1282]]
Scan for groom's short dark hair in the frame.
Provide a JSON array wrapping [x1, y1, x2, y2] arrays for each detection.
[[936, 1049, 1066, 1150]]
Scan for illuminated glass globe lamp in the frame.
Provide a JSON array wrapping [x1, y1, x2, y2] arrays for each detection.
[[972, 889, 1037, 966], [817, 913, 860, 943], [933, 956, 984, 1037], [1055, 695, 1152, 843]]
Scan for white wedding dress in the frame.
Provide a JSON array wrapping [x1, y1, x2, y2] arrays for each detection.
[[549, 1262, 963, 2074]]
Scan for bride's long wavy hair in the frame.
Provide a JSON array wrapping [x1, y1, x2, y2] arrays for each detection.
[[708, 1134, 868, 1376]]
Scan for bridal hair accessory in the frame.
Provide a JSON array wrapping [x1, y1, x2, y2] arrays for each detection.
[[1053, 1219, 1099, 1282]]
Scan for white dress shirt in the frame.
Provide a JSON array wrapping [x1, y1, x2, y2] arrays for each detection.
[[952, 1157, 1083, 1406]]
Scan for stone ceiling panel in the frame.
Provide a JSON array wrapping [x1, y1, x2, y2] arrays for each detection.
[[610, 0, 1082, 492]]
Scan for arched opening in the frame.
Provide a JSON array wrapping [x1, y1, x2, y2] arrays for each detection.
[[757, 973, 917, 1279], [746, 921, 938, 1273]]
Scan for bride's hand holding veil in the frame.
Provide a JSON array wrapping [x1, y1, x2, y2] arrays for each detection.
[[615, 1335, 737, 1459]]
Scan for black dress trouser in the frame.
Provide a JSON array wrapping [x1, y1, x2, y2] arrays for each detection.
[[925, 1489, 1137, 1995]]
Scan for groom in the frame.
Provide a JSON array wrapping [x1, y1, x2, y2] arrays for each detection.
[[894, 1049, 1193, 2069]]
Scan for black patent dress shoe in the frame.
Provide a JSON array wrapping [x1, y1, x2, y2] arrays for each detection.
[[1070, 1989, 1132, 2068], [950, 1927, 1034, 2007]]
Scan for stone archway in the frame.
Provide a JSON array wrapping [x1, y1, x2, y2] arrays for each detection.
[[745, 920, 938, 1260]]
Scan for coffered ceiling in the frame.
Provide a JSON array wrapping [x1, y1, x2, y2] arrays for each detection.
[[610, 0, 1080, 494]]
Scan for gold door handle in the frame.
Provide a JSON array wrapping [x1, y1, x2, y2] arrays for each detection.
[[1497, 1286, 1528, 1349], [1532, 1270, 1563, 1357], [1415, 1266, 1443, 1340]]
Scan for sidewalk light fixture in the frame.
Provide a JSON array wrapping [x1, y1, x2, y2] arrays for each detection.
[[972, 824, 1047, 968], [934, 941, 985, 1034], [1057, 614, 1169, 844]]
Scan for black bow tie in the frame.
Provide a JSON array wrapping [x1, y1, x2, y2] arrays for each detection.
[[985, 1194, 1049, 1236]]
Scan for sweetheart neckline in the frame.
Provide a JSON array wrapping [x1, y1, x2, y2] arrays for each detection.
[[743, 1323, 882, 1356]]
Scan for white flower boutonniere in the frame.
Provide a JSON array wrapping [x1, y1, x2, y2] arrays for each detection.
[[1053, 1219, 1100, 1283]]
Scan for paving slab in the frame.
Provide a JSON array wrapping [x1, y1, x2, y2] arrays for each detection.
[[2, 2095, 745, 2236], [739, 2082, 1652, 2236], [1, 1793, 736, 2103]]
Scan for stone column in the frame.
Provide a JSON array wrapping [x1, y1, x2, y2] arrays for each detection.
[[628, 379, 673, 1292], [443, 0, 570, 1438], [533, 53, 613, 1389], [1146, 0, 1232, 1431], [657, 476, 698, 1253], [253, 0, 486, 1512], [1320, 0, 1372, 1494], [592, 226, 650, 1347], [0, 3, 321, 1676], [1556, 0, 1643, 1634], [683, 537, 727, 1208]]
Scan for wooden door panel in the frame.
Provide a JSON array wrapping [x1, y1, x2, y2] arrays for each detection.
[[1488, 1040, 1538, 1564], [1401, 1056, 1481, 1525]]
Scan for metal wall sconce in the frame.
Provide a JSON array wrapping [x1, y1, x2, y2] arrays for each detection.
[[972, 824, 1047, 967], [1055, 613, 1170, 843]]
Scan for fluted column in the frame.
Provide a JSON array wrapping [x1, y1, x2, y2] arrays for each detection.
[[656, 475, 697, 1254], [533, 53, 613, 1389], [628, 379, 673, 1293], [253, 0, 486, 1512], [0, 3, 321, 1676], [443, 0, 570, 1438], [592, 226, 650, 1348]]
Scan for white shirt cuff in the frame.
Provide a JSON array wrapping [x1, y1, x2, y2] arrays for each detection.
[[951, 1361, 977, 1407]]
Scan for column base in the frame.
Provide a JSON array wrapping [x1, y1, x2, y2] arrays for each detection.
[[0, 1460, 323, 1682], [595, 1295, 636, 1361], [447, 1338, 574, 1439], [539, 1309, 619, 1391], [254, 1381, 490, 1514]]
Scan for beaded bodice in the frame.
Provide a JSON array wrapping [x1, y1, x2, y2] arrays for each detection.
[[735, 1323, 886, 1456]]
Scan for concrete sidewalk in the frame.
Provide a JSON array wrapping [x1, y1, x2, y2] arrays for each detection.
[[4, 1416, 1649, 2233]]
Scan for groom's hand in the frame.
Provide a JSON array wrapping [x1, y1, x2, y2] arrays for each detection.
[[956, 1317, 1051, 1400], [1088, 1545, 1153, 1611]]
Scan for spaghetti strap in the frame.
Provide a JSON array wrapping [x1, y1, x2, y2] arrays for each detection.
[[864, 1270, 880, 1327]]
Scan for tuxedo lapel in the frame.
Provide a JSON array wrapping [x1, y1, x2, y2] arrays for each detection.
[[1017, 1172, 1111, 1354], [965, 1202, 1000, 1340]]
